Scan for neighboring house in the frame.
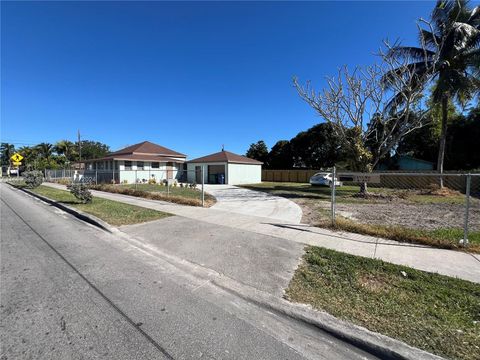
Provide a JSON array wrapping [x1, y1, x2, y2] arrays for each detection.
[[397, 155, 434, 170], [83, 141, 186, 183], [187, 150, 262, 185], [377, 155, 435, 171]]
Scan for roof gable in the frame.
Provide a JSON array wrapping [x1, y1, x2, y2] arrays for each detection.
[[188, 150, 263, 164], [109, 141, 186, 157]]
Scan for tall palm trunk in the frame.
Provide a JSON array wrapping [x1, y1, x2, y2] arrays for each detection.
[[436, 95, 449, 188]]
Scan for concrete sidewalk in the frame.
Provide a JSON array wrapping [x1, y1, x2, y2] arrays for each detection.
[[44, 182, 480, 283]]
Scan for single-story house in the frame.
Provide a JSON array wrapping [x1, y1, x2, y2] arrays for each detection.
[[83, 141, 186, 183], [186, 150, 262, 185]]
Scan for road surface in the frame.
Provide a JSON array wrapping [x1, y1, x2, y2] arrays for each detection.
[[0, 183, 376, 360]]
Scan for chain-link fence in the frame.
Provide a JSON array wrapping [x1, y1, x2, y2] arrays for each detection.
[[328, 169, 479, 247], [45, 168, 209, 206]]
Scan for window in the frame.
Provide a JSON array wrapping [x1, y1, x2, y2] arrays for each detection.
[[124, 161, 132, 170], [151, 162, 160, 169], [137, 161, 144, 170]]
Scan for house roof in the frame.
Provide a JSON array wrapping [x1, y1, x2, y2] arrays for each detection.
[[109, 141, 186, 158], [84, 154, 185, 163], [188, 150, 263, 165]]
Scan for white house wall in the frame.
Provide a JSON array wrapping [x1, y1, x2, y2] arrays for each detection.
[[117, 161, 181, 184], [227, 163, 261, 185]]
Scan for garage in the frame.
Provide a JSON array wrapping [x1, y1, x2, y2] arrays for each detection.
[[187, 150, 262, 185]]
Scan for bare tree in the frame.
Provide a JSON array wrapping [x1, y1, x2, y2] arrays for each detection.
[[293, 40, 437, 193]]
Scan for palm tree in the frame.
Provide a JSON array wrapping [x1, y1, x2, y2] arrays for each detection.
[[388, 0, 479, 186], [36, 142, 54, 161], [0, 142, 15, 166], [54, 140, 76, 162], [18, 146, 37, 170]]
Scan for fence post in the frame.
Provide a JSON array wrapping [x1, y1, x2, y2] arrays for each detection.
[[95, 169, 98, 185], [201, 165, 205, 207], [135, 170, 137, 190], [331, 166, 336, 226], [167, 175, 170, 196], [463, 173, 471, 247]]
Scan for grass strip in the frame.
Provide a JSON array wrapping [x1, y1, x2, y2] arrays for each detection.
[[286, 246, 480, 360], [90, 184, 216, 207], [30, 185, 171, 226], [319, 217, 480, 253]]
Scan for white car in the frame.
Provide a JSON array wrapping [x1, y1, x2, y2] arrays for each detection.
[[309, 172, 342, 187]]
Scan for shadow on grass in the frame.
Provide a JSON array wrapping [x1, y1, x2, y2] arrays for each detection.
[[58, 200, 83, 205]]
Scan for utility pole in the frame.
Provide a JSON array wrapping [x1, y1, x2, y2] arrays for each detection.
[[78, 129, 82, 165]]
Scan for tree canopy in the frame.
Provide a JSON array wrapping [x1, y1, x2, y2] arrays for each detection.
[[2, 139, 110, 171], [245, 140, 269, 165]]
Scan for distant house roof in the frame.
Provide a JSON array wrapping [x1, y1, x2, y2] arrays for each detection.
[[399, 155, 434, 165], [188, 150, 263, 165], [84, 141, 186, 163]]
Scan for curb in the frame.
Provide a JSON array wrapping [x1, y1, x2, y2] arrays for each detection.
[[12, 184, 116, 234], [10, 183, 444, 360], [212, 279, 444, 360]]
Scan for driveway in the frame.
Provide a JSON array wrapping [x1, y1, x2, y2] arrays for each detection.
[[203, 184, 303, 224]]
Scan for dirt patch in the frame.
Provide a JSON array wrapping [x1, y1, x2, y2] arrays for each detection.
[[290, 197, 480, 232], [419, 185, 463, 197], [358, 274, 390, 293], [336, 201, 480, 231], [350, 192, 399, 201]]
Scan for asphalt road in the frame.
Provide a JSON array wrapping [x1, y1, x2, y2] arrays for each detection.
[[0, 183, 377, 360]]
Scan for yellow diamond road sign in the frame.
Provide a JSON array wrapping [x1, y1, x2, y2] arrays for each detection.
[[10, 153, 24, 162]]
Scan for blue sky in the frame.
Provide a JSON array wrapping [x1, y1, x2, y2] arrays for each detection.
[[2, 1, 438, 159]]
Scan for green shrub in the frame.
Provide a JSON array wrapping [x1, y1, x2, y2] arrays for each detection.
[[24, 171, 44, 189], [67, 183, 93, 203]]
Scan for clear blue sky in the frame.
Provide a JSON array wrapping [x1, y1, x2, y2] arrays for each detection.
[[2, 1, 438, 159]]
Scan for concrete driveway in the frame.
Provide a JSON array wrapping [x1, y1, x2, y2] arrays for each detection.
[[203, 184, 303, 224]]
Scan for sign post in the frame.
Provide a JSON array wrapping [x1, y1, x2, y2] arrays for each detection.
[[10, 153, 24, 178]]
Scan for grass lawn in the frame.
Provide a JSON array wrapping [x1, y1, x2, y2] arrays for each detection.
[[241, 182, 479, 252], [286, 246, 480, 360], [242, 182, 466, 204], [29, 185, 170, 226]]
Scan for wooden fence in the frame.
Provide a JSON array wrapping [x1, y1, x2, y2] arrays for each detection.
[[262, 169, 321, 183]]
